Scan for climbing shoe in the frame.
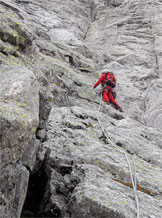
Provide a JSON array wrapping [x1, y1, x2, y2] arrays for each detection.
[[118, 107, 123, 112]]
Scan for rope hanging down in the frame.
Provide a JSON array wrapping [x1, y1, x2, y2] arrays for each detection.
[[96, 94, 140, 218]]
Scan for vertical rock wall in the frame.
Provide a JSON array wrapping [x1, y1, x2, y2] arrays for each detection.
[[0, 0, 162, 218]]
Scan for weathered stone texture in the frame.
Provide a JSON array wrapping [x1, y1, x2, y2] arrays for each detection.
[[1, 0, 162, 218], [0, 65, 39, 217]]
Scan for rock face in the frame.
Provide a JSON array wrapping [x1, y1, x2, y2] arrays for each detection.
[[0, 65, 39, 218], [0, 0, 162, 218]]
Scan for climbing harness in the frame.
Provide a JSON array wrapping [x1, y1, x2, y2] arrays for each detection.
[[96, 94, 140, 218]]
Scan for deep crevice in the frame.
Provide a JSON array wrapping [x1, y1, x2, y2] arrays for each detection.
[[83, 1, 97, 40], [35, 161, 81, 218], [21, 147, 82, 218], [20, 163, 49, 217]]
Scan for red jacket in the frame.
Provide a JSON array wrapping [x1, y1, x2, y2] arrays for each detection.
[[93, 73, 116, 88], [93, 73, 121, 110]]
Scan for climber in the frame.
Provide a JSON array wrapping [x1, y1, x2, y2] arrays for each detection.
[[93, 72, 123, 112]]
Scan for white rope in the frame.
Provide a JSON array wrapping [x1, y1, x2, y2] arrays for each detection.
[[96, 93, 140, 218]]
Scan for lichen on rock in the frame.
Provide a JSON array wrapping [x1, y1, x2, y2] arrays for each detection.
[[1, 0, 162, 218]]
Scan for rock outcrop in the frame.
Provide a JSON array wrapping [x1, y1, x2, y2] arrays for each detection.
[[0, 0, 162, 218], [0, 65, 39, 218]]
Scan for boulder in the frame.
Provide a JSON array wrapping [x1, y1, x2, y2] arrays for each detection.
[[1, 0, 162, 218], [0, 65, 39, 218]]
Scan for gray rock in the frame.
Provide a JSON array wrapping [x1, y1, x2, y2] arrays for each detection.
[[0, 164, 29, 218], [69, 164, 162, 218], [0, 65, 39, 217], [42, 105, 162, 217], [1, 0, 162, 218], [144, 79, 162, 129], [0, 65, 39, 169]]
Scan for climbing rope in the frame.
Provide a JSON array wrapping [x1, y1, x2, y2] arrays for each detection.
[[96, 93, 140, 218]]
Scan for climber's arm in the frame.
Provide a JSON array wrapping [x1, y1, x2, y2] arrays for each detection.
[[93, 74, 105, 88]]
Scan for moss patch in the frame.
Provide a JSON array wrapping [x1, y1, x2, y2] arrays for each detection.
[[0, 103, 31, 130]]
